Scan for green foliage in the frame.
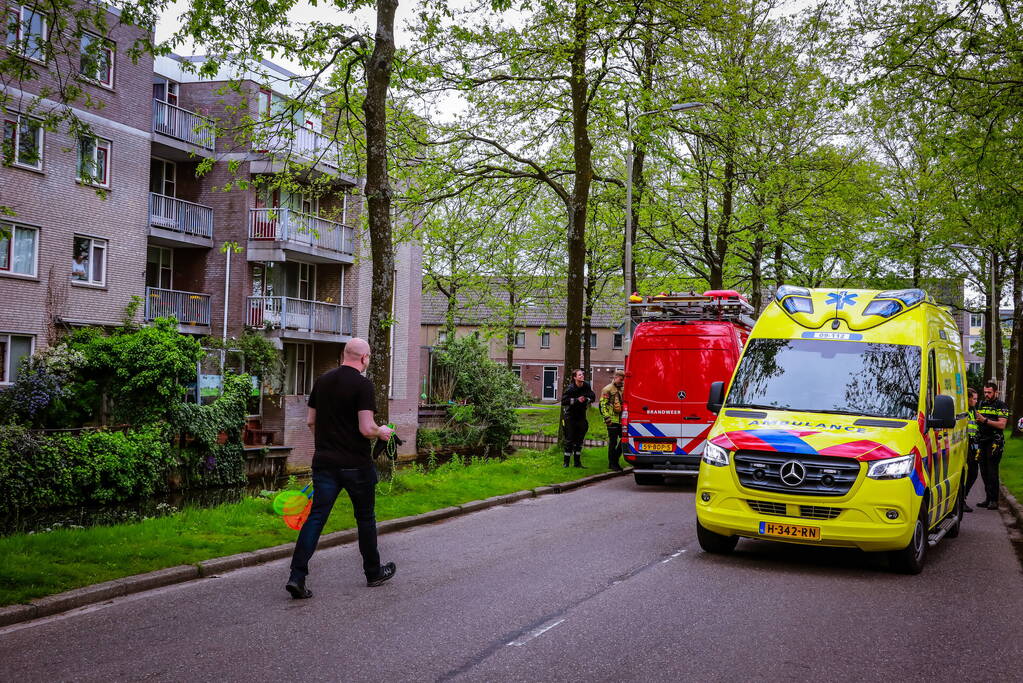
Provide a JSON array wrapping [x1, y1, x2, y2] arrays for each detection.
[[169, 374, 251, 488], [205, 332, 285, 395], [0, 425, 175, 516], [433, 335, 529, 452]]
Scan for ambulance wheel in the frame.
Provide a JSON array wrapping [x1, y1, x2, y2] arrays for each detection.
[[888, 505, 928, 575], [697, 520, 738, 554], [634, 473, 663, 486], [947, 479, 965, 539]]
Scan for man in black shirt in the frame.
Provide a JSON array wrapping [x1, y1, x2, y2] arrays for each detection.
[[286, 338, 396, 599], [975, 380, 1009, 510], [561, 368, 595, 468]]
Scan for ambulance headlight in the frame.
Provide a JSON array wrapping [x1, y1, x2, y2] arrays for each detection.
[[702, 443, 730, 467], [866, 455, 914, 480]]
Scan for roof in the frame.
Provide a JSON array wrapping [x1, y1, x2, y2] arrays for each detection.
[[421, 287, 624, 329]]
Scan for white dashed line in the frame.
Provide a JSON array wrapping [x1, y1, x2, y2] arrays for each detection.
[[660, 549, 687, 564], [507, 618, 566, 647]]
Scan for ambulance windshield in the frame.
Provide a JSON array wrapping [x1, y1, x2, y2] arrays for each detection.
[[726, 339, 922, 420]]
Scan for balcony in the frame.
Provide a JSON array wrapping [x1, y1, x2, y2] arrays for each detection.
[[246, 296, 352, 343], [148, 193, 214, 248], [151, 100, 216, 159], [145, 287, 212, 333], [247, 208, 355, 264], [255, 123, 343, 168]]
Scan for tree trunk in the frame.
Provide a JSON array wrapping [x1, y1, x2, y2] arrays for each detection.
[[584, 248, 595, 375], [750, 234, 764, 312], [1009, 248, 1023, 438], [773, 241, 784, 289], [709, 159, 734, 290], [506, 289, 516, 369], [363, 0, 399, 423]]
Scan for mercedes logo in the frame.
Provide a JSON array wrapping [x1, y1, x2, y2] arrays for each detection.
[[779, 460, 807, 487], [677, 391, 687, 400]]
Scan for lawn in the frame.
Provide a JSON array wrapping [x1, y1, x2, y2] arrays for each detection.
[[514, 405, 604, 436], [1000, 432, 1023, 502], [0, 447, 613, 606]]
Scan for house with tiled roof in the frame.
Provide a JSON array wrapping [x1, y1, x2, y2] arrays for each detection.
[[419, 285, 625, 401]]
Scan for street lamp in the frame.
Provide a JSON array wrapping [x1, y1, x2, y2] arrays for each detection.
[[624, 102, 706, 343], [950, 243, 998, 381]]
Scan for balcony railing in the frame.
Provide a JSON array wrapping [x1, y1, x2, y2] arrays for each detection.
[[145, 287, 212, 326], [152, 99, 216, 151], [149, 193, 214, 239], [248, 208, 354, 257], [256, 123, 343, 169], [246, 296, 352, 336]]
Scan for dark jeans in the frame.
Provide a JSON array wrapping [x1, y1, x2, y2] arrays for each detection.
[[606, 424, 622, 467], [564, 416, 588, 452], [289, 465, 380, 582], [964, 443, 979, 499], [978, 438, 1004, 505]]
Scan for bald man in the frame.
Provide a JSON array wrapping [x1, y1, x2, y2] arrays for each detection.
[[286, 338, 396, 599]]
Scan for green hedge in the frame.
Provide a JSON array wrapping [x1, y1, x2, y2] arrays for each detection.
[[0, 425, 176, 516]]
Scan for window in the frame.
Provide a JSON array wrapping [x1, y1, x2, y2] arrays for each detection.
[[0, 224, 38, 276], [540, 331, 550, 348], [970, 313, 983, 329], [149, 158, 176, 196], [284, 342, 313, 395], [146, 246, 172, 289], [613, 332, 623, 350], [3, 114, 43, 169], [5, 5, 46, 61], [580, 332, 597, 349], [437, 329, 447, 344], [79, 33, 113, 86], [511, 365, 521, 379], [514, 331, 526, 348], [78, 136, 110, 186], [153, 78, 178, 106], [0, 334, 33, 384], [72, 235, 106, 285]]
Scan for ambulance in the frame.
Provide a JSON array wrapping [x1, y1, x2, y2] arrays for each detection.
[[622, 291, 754, 485], [696, 287, 967, 573]]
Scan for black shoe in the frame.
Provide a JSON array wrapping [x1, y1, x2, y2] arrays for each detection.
[[367, 562, 397, 587], [285, 579, 312, 599], [964, 503, 974, 513], [563, 455, 570, 468], [977, 500, 992, 509], [610, 465, 624, 472]]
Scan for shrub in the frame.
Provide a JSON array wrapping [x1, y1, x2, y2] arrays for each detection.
[[433, 335, 529, 452], [169, 373, 251, 488]]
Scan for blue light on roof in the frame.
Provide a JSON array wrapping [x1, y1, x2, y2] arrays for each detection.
[[782, 296, 813, 315], [775, 285, 811, 300], [876, 289, 925, 308], [864, 300, 902, 318]]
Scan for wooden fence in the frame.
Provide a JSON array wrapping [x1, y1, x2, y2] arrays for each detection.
[[508, 433, 606, 449]]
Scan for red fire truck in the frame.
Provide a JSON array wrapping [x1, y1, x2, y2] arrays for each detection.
[[622, 290, 754, 485]]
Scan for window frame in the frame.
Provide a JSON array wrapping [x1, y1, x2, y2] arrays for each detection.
[[0, 223, 39, 277], [514, 331, 526, 348], [72, 234, 107, 286], [511, 364, 522, 379], [969, 313, 983, 329], [540, 331, 550, 348], [79, 31, 114, 87], [284, 342, 314, 395], [0, 333, 34, 385], [5, 4, 48, 62], [3, 113, 43, 170], [612, 332, 623, 350], [77, 136, 111, 187]]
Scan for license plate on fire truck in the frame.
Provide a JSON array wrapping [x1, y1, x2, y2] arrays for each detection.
[[639, 442, 674, 452]]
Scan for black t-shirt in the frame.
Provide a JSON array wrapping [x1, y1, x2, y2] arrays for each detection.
[[308, 365, 376, 468], [976, 398, 1009, 441]]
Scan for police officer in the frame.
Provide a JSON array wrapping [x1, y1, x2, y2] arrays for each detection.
[[600, 370, 626, 471], [976, 380, 1009, 510], [561, 368, 595, 468], [963, 388, 980, 513]]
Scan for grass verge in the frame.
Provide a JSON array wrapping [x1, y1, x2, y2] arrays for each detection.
[[0, 447, 613, 606], [514, 405, 603, 437], [1000, 432, 1023, 502]]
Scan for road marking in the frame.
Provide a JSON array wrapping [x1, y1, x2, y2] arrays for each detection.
[[507, 618, 566, 647], [660, 549, 687, 564]]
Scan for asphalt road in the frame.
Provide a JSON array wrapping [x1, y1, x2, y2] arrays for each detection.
[[3, 476, 1023, 682]]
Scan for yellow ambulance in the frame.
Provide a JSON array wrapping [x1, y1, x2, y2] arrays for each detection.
[[697, 287, 967, 573]]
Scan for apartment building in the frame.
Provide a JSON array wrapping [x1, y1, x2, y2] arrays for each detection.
[[1, 3, 421, 462], [420, 288, 625, 401]]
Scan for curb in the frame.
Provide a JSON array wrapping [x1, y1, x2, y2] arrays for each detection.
[[0, 467, 632, 628], [1000, 485, 1023, 528]]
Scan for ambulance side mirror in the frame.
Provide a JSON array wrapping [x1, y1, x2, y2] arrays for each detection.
[[707, 381, 725, 414], [927, 394, 956, 430]]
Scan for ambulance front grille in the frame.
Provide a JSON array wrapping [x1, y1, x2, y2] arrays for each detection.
[[747, 500, 787, 516], [798, 505, 843, 520], [734, 452, 861, 497], [746, 500, 844, 520]]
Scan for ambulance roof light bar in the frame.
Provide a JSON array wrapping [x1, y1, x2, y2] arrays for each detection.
[[629, 289, 755, 326]]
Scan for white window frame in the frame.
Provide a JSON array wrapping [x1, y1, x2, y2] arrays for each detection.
[[0, 333, 34, 385], [514, 331, 526, 348], [969, 313, 983, 329], [3, 113, 43, 170], [613, 332, 623, 350], [284, 342, 314, 395], [511, 365, 521, 379], [77, 136, 110, 187], [437, 329, 447, 344], [540, 331, 550, 348], [5, 4, 47, 61], [0, 223, 38, 277], [150, 157, 176, 197], [72, 234, 107, 286], [146, 245, 173, 290], [79, 32, 113, 87]]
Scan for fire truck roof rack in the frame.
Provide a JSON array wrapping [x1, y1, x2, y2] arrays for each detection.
[[629, 290, 755, 327]]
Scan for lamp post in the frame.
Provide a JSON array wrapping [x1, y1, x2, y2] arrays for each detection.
[[624, 102, 705, 344], [951, 243, 997, 380]]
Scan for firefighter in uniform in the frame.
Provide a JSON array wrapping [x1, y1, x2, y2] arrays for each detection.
[[561, 368, 595, 468], [963, 388, 980, 512], [600, 370, 626, 471], [975, 380, 1009, 510]]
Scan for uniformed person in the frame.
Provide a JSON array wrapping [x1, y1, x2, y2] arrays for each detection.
[[561, 368, 596, 468], [600, 370, 626, 471], [975, 380, 1009, 510], [963, 388, 980, 513]]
